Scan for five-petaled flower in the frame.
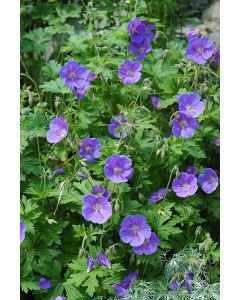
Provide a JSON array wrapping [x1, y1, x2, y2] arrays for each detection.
[[39, 277, 52, 289], [186, 36, 214, 64], [79, 137, 102, 163], [47, 117, 68, 144], [177, 93, 204, 118], [172, 172, 198, 198], [198, 168, 219, 193], [172, 113, 199, 138], [118, 59, 142, 85], [112, 271, 138, 298], [128, 40, 152, 60], [133, 232, 160, 255], [59, 61, 88, 88]]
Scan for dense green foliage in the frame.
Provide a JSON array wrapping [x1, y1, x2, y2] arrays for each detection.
[[20, 1, 220, 299]]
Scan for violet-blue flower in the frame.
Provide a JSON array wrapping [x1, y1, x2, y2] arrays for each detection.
[[142, 20, 156, 42], [47, 117, 68, 144], [215, 137, 220, 146], [215, 46, 220, 65], [108, 115, 128, 139], [127, 18, 146, 43], [172, 113, 199, 138], [186, 28, 199, 41], [55, 296, 66, 300], [172, 172, 198, 198], [118, 59, 142, 85], [149, 188, 168, 203], [20, 221, 26, 243], [79, 137, 102, 163], [87, 256, 95, 273], [82, 194, 112, 224], [151, 96, 161, 109], [96, 251, 111, 269], [198, 168, 219, 194], [92, 185, 111, 200], [104, 155, 134, 183], [119, 214, 151, 247], [186, 166, 198, 176], [112, 271, 138, 298], [186, 36, 214, 64], [72, 79, 90, 100], [53, 168, 64, 175], [59, 61, 88, 88], [169, 282, 180, 290], [128, 40, 152, 60], [177, 93, 204, 118], [133, 232, 160, 255], [39, 277, 52, 289], [184, 272, 194, 292]]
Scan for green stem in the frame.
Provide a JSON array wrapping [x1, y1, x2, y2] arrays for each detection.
[[20, 73, 41, 100], [163, 164, 178, 201]]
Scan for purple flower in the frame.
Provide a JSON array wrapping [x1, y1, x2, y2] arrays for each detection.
[[142, 20, 156, 42], [59, 61, 88, 88], [215, 137, 220, 146], [82, 194, 112, 224], [133, 232, 160, 255], [72, 79, 90, 100], [53, 168, 64, 175], [118, 59, 142, 85], [184, 272, 194, 292], [79, 138, 102, 163], [172, 172, 198, 198], [169, 282, 180, 290], [186, 272, 194, 281], [177, 93, 204, 118], [128, 40, 152, 60], [20, 221, 26, 243], [47, 117, 68, 144], [92, 185, 111, 200], [127, 18, 146, 43], [78, 172, 85, 180], [108, 115, 128, 139], [186, 166, 198, 176], [39, 277, 52, 289], [186, 28, 199, 41], [186, 37, 214, 64], [112, 271, 138, 298], [96, 251, 111, 269], [198, 168, 219, 194], [172, 113, 199, 138], [215, 46, 220, 65], [149, 188, 168, 203], [55, 297, 66, 300], [151, 97, 161, 108], [86, 71, 96, 82], [119, 214, 151, 247], [87, 256, 95, 272], [104, 155, 134, 183]]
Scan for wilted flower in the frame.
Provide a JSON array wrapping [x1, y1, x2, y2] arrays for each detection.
[[118, 59, 142, 85], [215, 46, 220, 65], [127, 18, 146, 43], [186, 166, 198, 176], [128, 40, 152, 60], [172, 113, 199, 138], [186, 37, 214, 64], [20, 221, 26, 243], [96, 251, 111, 269], [149, 188, 168, 203], [79, 137, 102, 163], [172, 172, 198, 198], [87, 256, 95, 272], [151, 96, 161, 108], [112, 271, 138, 298], [104, 155, 134, 183], [215, 137, 220, 146], [47, 117, 68, 144], [186, 28, 199, 41], [108, 115, 128, 139], [53, 168, 64, 175], [82, 194, 112, 224], [133, 232, 160, 255], [177, 93, 204, 118], [169, 282, 180, 290], [119, 214, 151, 247], [72, 79, 90, 100], [39, 277, 52, 289], [55, 296, 66, 300], [198, 168, 219, 193], [59, 61, 88, 88], [92, 185, 111, 200]]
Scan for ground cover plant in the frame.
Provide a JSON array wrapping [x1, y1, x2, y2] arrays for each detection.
[[20, 1, 220, 299]]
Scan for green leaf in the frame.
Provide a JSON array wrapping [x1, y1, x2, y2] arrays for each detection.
[[20, 281, 40, 293], [64, 282, 83, 300], [39, 78, 70, 94], [42, 60, 61, 79], [82, 273, 99, 297]]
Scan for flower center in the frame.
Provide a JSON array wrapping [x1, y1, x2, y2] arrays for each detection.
[[183, 183, 190, 191], [114, 167, 122, 175], [187, 105, 193, 111], [126, 70, 133, 76], [86, 146, 92, 154], [209, 176, 215, 183], [94, 204, 101, 212], [57, 129, 66, 137], [69, 72, 75, 79], [143, 238, 150, 245], [131, 225, 139, 234], [180, 120, 187, 127], [139, 47, 144, 53], [197, 47, 203, 54]]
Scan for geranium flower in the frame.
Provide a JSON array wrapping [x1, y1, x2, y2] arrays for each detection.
[[104, 155, 134, 183], [169, 282, 180, 290], [142, 20, 156, 41], [112, 271, 138, 298], [72, 79, 90, 100], [127, 18, 146, 43], [82, 194, 112, 224], [78, 137, 102, 163], [55, 296, 66, 300], [96, 251, 111, 269], [184, 272, 194, 292], [47, 117, 68, 144], [149, 188, 168, 203], [172, 113, 199, 138], [215, 137, 220, 146], [128, 40, 152, 60], [133, 232, 160, 255], [59, 61, 88, 88], [151, 96, 161, 109], [38, 277, 52, 289], [186, 36, 214, 64], [108, 115, 128, 139], [172, 172, 198, 198], [53, 168, 64, 175], [186, 166, 198, 176], [20, 221, 26, 243], [215, 46, 220, 65], [87, 256, 95, 273], [186, 28, 199, 41], [177, 93, 205, 118], [119, 214, 151, 247], [91, 185, 111, 200], [118, 59, 142, 85], [198, 168, 219, 193]]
